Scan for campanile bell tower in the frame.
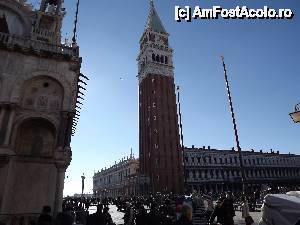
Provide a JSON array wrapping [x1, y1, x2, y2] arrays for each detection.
[[138, 0, 183, 194]]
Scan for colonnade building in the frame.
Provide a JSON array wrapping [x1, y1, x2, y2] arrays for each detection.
[[93, 146, 300, 197], [184, 146, 300, 194], [93, 152, 139, 198]]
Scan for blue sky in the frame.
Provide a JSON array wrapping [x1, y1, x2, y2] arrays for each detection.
[[30, 0, 300, 195]]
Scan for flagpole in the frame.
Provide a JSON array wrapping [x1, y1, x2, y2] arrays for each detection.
[[177, 86, 186, 193], [72, 0, 80, 44], [221, 56, 246, 193]]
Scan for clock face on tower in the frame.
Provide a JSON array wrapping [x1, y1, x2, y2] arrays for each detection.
[[0, 7, 25, 36]]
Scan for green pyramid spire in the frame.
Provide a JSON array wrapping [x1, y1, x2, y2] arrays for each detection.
[[145, 0, 167, 33]]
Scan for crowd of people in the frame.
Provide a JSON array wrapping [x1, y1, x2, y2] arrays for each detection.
[[30, 185, 300, 225], [32, 191, 259, 225]]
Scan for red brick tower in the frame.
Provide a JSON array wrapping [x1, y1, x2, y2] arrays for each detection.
[[137, 1, 184, 194]]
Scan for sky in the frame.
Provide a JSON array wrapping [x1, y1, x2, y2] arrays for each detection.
[[29, 0, 300, 196]]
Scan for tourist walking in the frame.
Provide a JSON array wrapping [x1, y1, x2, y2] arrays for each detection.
[[209, 195, 235, 225], [174, 204, 193, 225]]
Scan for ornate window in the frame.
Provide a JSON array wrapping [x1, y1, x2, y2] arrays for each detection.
[[16, 119, 56, 157], [160, 55, 164, 63], [156, 55, 160, 62], [165, 56, 168, 64], [22, 77, 64, 112]]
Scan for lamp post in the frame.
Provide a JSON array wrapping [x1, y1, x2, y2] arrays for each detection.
[[289, 103, 300, 123]]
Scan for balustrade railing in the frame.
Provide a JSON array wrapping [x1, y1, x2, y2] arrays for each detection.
[[0, 32, 79, 58], [32, 28, 55, 40]]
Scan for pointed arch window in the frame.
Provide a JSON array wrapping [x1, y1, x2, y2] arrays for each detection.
[[160, 55, 164, 63], [0, 14, 9, 34], [152, 54, 155, 61], [165, 56, 168, 64], [156, 55, 160, 62]]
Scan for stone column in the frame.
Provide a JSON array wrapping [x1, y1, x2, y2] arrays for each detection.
[[0, 104, 9, 145], [4, 105, 16, 146], [224, 171, 227, 180], [188, 170, 192, 182], [57, 112, 68, 148], [0, 158, 16, 214], [0, 106, 6, 130], [64, 112, 74, 148], [201, 170, 205, 179], [53, 166, 66, 214]]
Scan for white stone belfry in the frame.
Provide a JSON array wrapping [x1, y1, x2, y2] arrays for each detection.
[[137, 0, 174, 83]]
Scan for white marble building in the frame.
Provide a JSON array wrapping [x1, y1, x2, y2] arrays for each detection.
[[93, 146, 300, 197], [184, 146, 300, 194], [93, 152, 139, 198]]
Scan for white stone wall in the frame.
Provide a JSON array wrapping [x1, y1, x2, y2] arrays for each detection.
[[93, 157, 139, 198]]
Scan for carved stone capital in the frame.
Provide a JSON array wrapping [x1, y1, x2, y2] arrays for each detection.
[[54, 148, 72, 169]]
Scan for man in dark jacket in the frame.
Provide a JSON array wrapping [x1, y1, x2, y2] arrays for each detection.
[[209, 196, 235, 225], [174, 204, 193, 225]]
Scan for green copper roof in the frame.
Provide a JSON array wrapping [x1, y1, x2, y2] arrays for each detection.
[[145, 0, 167, 33]]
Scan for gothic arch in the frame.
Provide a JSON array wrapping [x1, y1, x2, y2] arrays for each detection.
[[160, 55, 164, 63], [10, 71, 74, 110], [13, 117, 57, 157], [156, 55, 160, 62]]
